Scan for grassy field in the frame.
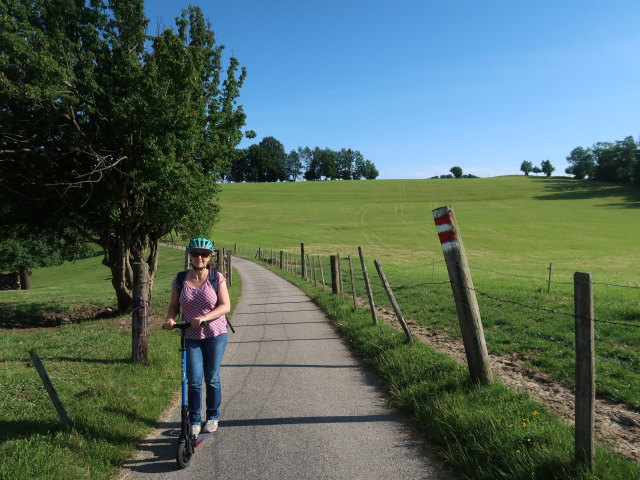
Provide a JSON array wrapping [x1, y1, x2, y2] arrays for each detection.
[[1, 175, 638, 479], [213, 176, 640, 281], [211, 176, 640, 407]]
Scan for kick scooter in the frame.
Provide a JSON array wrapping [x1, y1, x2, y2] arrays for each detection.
[[167, 322, 212, 469]]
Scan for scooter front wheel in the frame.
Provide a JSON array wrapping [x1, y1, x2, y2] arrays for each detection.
[[176, 437, 193, 469]]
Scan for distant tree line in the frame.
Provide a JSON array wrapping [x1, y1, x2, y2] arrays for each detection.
[[564, 135, 639, 183], [225, 136, 379, 182], [429, 166, 479, 179], [520, 135, 640, 184], [520, 160, 555, 177]]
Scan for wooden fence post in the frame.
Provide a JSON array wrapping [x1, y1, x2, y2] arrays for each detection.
[[311, 255, 317, 285], [226, 251, 233, 287], [29, 350, 72, 431], [215, 249, 222, 272], [432, 206, 493, 385], [318, 255, 325, 286], [280, 251, 284, 270], [132, 262, 149, 364], [336, 254, 343, 294], [348, 255, 357, 309], [330, 255, 339, 294], [374, 259, 412, 343], [574, 272, 595, 470], [301, 243, 306, 279], [547, 263, 553, 293], [358, 246, 377, 324]]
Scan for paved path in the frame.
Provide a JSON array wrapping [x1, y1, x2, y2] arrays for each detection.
[[118, 257, 454, 480]]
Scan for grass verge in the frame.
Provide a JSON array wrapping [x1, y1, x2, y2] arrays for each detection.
[[252, 258, 640, 480], [0, 246, 242, 480]]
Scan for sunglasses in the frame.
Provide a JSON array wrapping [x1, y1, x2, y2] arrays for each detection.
[[190, 251, 211, 258]]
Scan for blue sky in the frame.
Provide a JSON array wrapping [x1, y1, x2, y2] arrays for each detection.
[[144, 1, 640, 179]]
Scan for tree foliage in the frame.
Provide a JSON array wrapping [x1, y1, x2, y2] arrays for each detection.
[[0, 1, 247, 310], [564, 147, 595, 179], [229, 140, 379, 182], [0, 225, 94, 289], [520, 161, 533, 176], [565, 135, 639, 184], [540, 160, 555, 177], [450, 166, 463, 178]]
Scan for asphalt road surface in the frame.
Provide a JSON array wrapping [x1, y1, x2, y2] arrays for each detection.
[[117, 257, 455, 480]]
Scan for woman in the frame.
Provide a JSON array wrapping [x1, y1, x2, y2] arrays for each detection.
[[163, 237, 231, 436]]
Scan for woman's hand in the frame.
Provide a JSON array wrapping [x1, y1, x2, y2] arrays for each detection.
[[191, 317, 205, 328], [162, 319, 176, 330]]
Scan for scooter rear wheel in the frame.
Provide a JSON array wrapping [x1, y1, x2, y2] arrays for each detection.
[[176, 437, 192, 469]]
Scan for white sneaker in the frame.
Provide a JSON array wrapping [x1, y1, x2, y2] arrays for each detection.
[[203, 419, 218, 433], [191, 424, 201, 437]]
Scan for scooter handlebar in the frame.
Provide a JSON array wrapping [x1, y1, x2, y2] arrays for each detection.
[[163, 322, 191, 330]]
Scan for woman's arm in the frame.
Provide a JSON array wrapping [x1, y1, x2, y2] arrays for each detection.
[[163, 287, 180, 330]]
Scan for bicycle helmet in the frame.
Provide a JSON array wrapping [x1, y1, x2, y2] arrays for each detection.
[[187, 237, 214, 254]]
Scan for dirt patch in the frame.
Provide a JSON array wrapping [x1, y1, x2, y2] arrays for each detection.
[[112, 312, 166, 330], [363, 299, 640, 465], [0, 304, 119, 333]]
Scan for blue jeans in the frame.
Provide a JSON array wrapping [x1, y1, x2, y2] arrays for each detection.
[[185, 334, 228, 424]]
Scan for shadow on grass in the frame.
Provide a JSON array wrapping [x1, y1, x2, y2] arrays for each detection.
[[0, 304, 118, 329], [532, 177, 640, 208], [0, 418, 140, 446]]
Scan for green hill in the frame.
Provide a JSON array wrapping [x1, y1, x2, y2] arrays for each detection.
[[214, 176, 640, 283]]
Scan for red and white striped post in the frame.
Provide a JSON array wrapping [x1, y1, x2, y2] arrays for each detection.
[[433, 205, 493, 386]]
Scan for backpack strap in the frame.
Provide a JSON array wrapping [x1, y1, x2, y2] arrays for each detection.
[[209, 269, 234, 333], [176, 270, 188, 297], [209, 269, 219, 306]]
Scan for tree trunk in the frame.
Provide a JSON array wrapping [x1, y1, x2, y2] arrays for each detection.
[[19, 265, 31, 290], [103, 234, 134, 312], [146, 236, 160, 286], [102, 232, 160, 312]]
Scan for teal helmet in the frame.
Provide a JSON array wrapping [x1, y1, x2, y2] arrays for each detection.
[[187, 237, 214, 253]]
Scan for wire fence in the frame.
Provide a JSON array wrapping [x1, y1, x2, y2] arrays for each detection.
[[224, 242, 640, 408]]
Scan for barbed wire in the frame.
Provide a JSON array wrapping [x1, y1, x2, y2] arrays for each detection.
[[592, 281, 640, 290], [597, 354, 640, 375], [244, 244, 640, 329]]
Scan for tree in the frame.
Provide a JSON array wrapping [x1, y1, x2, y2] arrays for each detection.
[[565, 147, 595, 179], [284, 150, 303, 181], [0, 225, 93, 289], [593, 137, 636, 183], [362, 160, 379, 179], [244, 136, 286, 182], [0, 2, 247, 311], [450, 166, 463, 178], [336, 148, 356, 180], [532, 166, 542, 175], [540, 160, 555, 177], [520, 161, 534, 176]]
